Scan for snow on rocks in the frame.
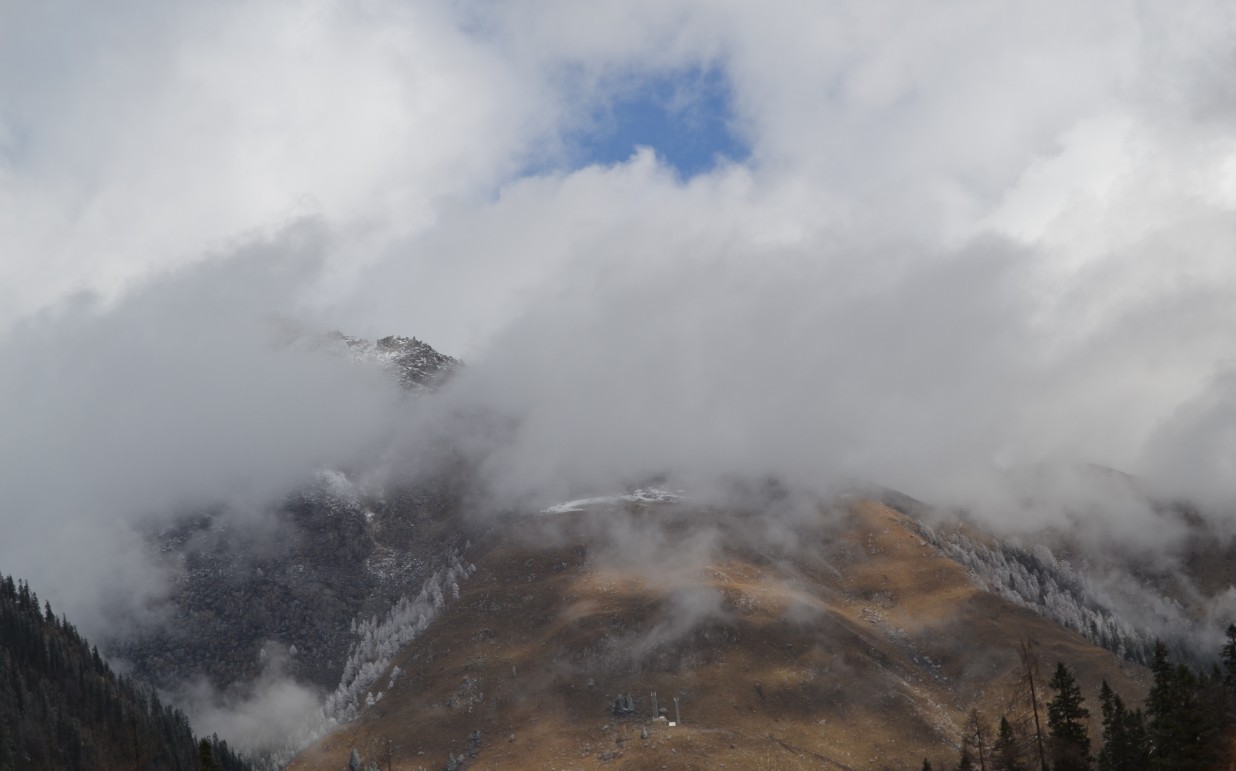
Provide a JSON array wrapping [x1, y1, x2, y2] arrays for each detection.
[[540, 488, 683, 515]]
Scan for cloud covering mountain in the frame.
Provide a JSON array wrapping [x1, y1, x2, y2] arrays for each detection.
[[5, 0, 1236, 642]]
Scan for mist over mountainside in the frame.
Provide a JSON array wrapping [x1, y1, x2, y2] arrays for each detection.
[[5, 270, 1236, 766], [114, 468, 464, 692], [895, 492, 1236, 668], [9, 0, 1236, 766], [288, 494, 1159, 771], [92, 333, 473, 761], [5, 311, 1236, 764]]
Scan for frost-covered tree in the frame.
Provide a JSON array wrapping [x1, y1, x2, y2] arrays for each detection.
[[924, 529, 1177, 665], [325, 552, 476, 723], [612, 693, 635, 716]]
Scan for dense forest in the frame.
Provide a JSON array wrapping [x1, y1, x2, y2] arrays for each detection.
[[0, 573, 252, 771], [926, 528, 1169, 665], [929, 631, 1236, 771]]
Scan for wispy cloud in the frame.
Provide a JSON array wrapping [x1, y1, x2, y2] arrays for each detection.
[[5, 0, 1236, 671]]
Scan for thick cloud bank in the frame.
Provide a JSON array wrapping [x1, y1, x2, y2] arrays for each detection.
[[0, 222, 408, 633], [5, 0, 1236, 748]]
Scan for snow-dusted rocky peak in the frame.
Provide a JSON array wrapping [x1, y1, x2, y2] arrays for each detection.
[[273, 319, 459, 391], [334, 333, 460, 391]]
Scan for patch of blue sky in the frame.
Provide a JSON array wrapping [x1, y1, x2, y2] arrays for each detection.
[[561, 65, 750, 180]]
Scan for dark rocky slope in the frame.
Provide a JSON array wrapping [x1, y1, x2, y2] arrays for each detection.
[[109, 335, 471, 699]]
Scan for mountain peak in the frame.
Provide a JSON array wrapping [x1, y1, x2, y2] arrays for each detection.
[[309, 329, 461, 391]]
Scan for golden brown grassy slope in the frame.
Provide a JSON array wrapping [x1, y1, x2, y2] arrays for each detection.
[[288, 499, 1147, 770]]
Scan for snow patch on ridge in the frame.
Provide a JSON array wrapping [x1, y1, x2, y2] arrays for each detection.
[[540, 487, 684, 514]]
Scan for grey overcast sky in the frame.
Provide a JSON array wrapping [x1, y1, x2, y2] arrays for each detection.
[[5, 0, 1236, 629]]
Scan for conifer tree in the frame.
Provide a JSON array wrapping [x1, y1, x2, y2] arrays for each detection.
[[1097, 680, 1122, 771], [199, 737, 220, 771], [1123, 708, 1150, 767], [1223, 624, 1236, 685], [1222, 624, 1236, 738], [958, 745, 976, 771], [1096, 679, 1149, 771], [1046, 661, 1090, 771], [1144, 641, 1218, 770], [992, 715, 1025, 771], [1146, 641, 1177, 770], [0, 570, 251, 771]]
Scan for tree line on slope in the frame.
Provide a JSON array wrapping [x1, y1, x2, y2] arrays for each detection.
[[0, 573, 252, 771], [924, 629, 1236, 771], [929, 529, 1175, 666]]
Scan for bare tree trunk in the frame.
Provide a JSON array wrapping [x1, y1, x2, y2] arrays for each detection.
[[966, 709, 990, 771], [1018, 639, 1049, 771]]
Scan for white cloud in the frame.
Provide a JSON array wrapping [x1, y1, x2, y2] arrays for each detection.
[[0, 0, 545, 331], [0, 221, 409, 632], [6, 0, 1236, 637]]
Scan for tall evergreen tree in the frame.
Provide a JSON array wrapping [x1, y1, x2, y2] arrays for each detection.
[[1123, 708, 1150, 768], [1096, 679, 1149, 771], [1146, 641, 1176, 769], [1046, 661, 1091, 771], [1221, 626, 1236, 771], [1223, 624, 1236, 686], [992, 715, 1025, 771], [1097, 680, 1122, 771], [199, 738, 220, 771], [1145, 641, 1218, 771], [958, 745, 977, 771]]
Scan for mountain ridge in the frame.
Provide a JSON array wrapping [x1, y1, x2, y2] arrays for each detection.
[[287, 496, 1152, 770]]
